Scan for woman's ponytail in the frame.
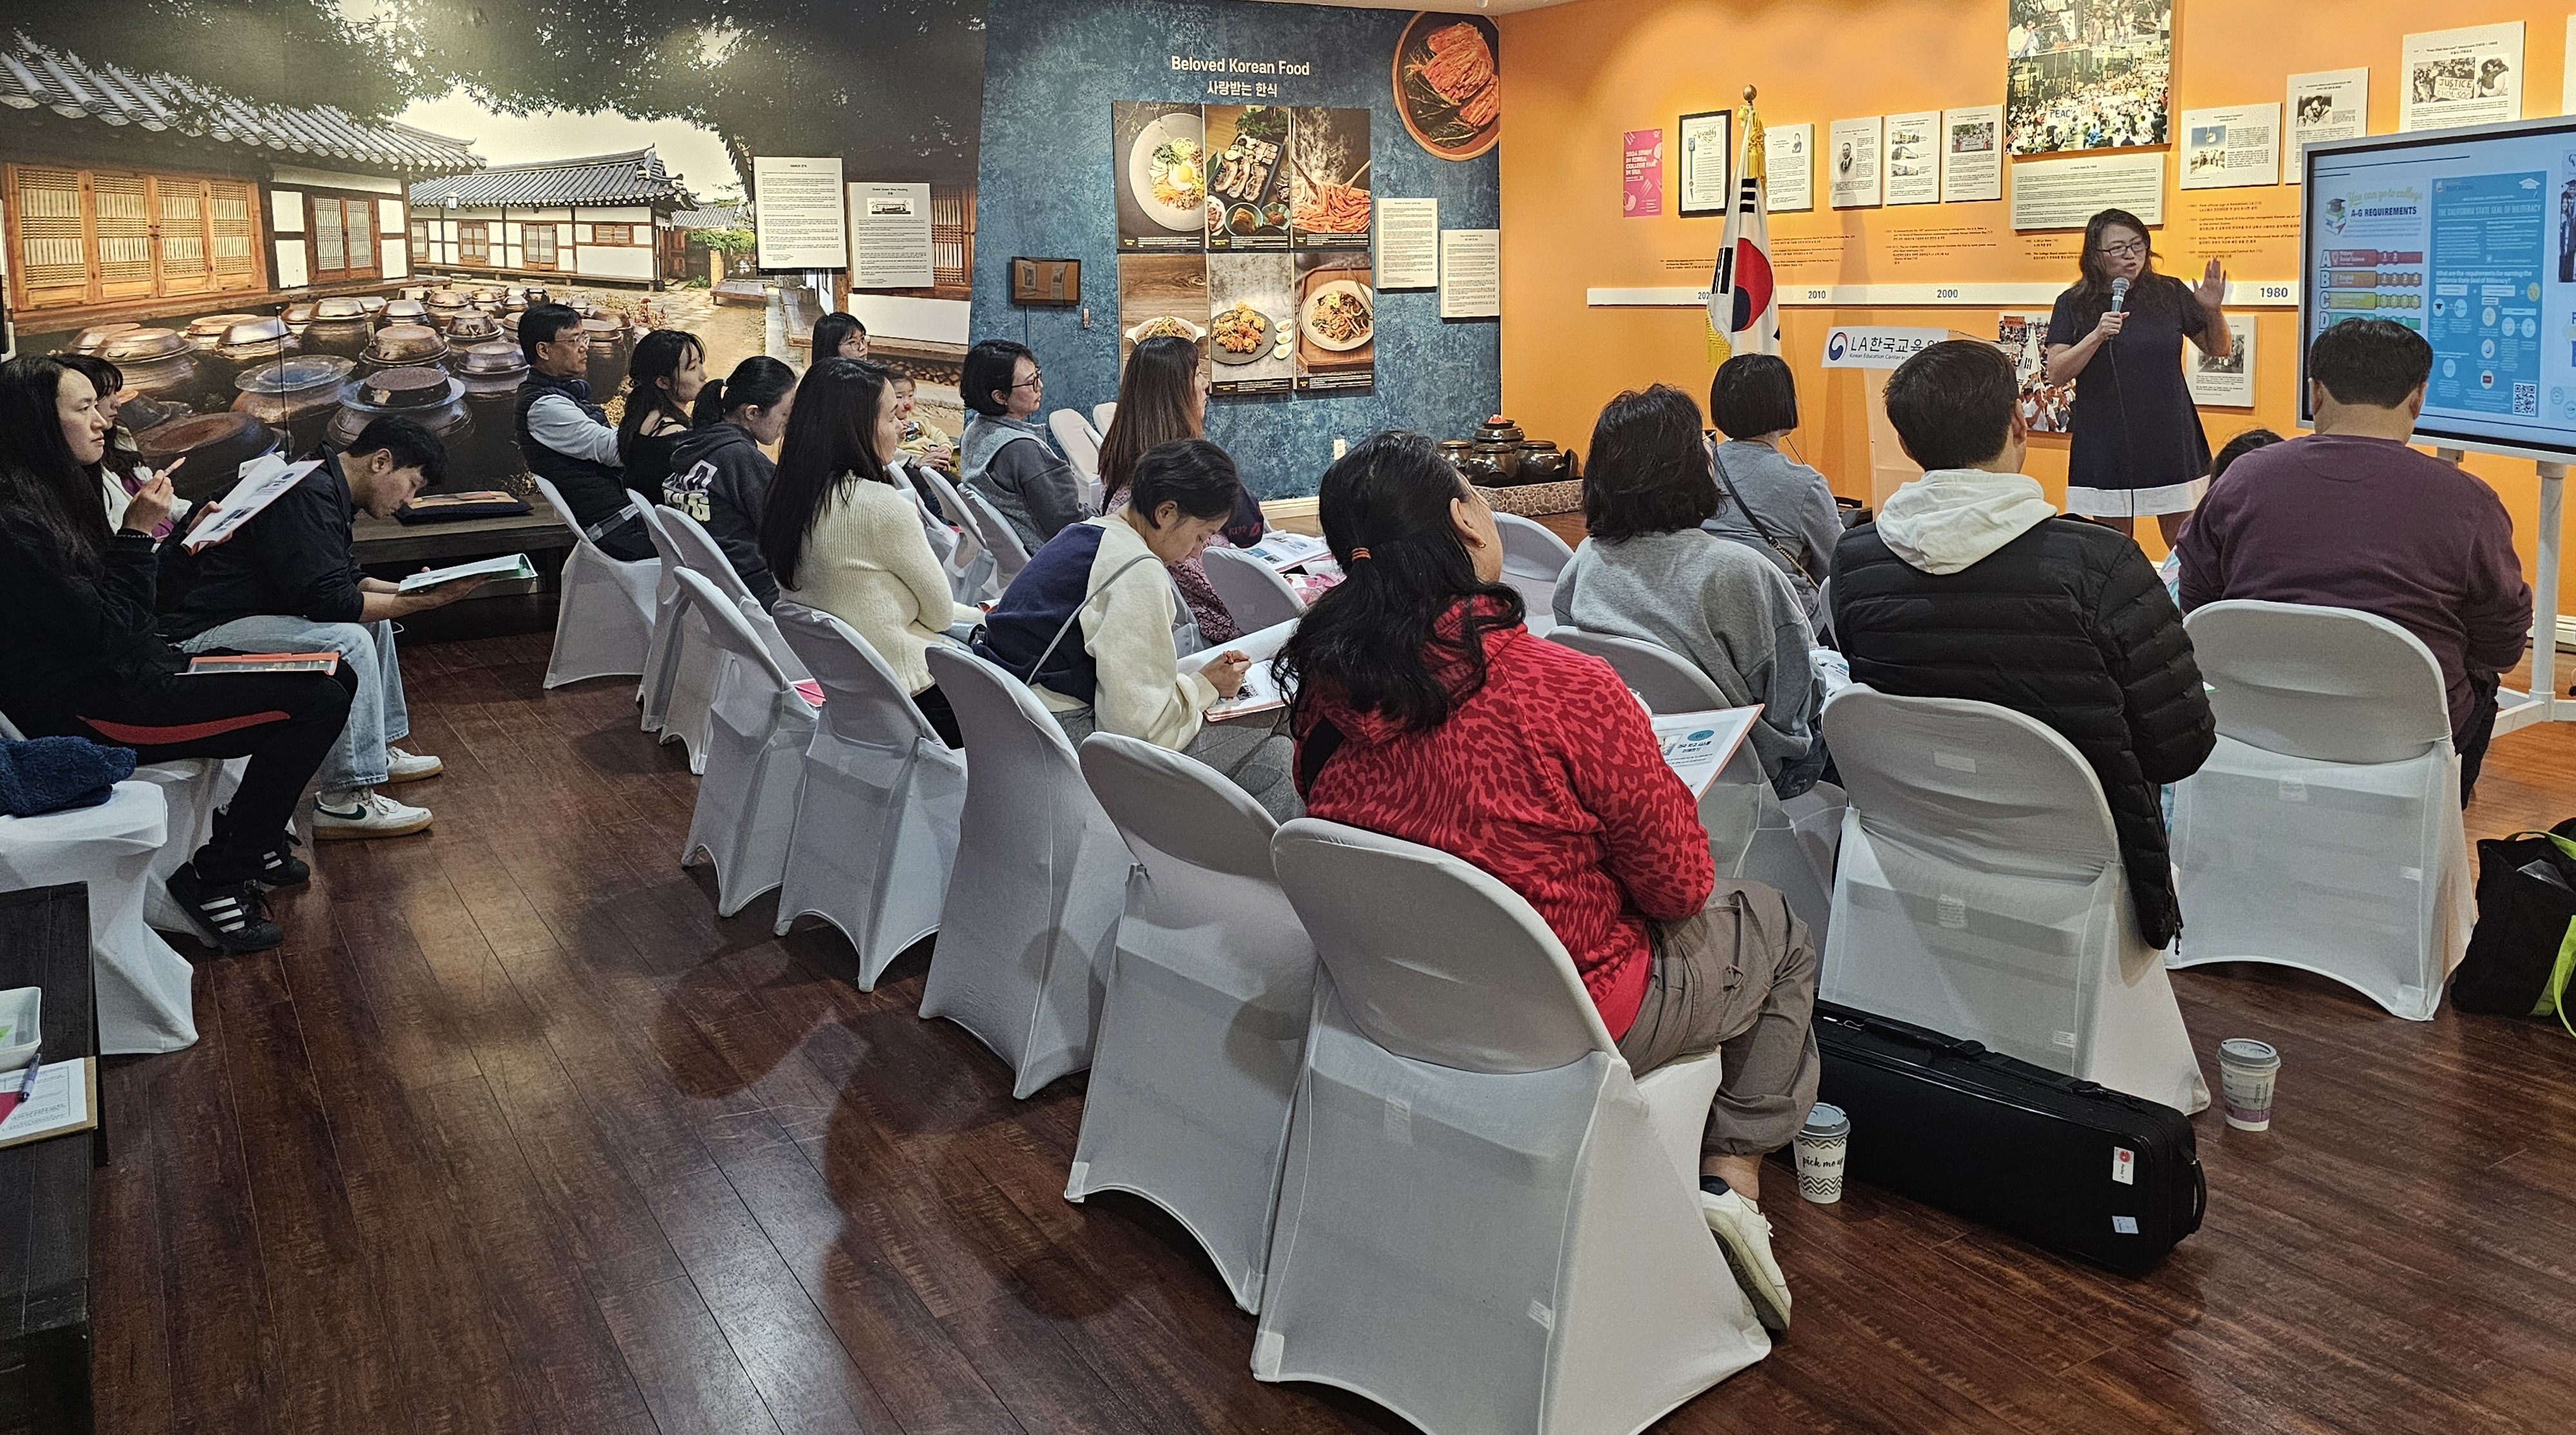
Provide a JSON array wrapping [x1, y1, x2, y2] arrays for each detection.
[[689, 376, 729, 429]]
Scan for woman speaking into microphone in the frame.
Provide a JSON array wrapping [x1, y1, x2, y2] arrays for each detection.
[[2042, 207, 2230, 545]]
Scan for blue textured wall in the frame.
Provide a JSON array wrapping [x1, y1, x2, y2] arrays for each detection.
[[973, 0, 1501, 498]]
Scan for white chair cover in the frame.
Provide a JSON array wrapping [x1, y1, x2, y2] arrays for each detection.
[[1259, 819, 1768, 1435], [907, 462, 1002, 604], [958, 486, 1033, 589], [0, 782, 198, 1054], [1069, 734, 1316, 1314], [2170, 600, 2471, 1020], [921, 646, 1130, 1098], [1092, 400, 1118, 437], [770, 604, 969, 989], [1819, 687, 2208, 1113], [638, 504, 721, 769], [530, 475, 660, 688], [1050, 408, 1103, 486], [674, 570, 816, 917], [654, 504, 811, 683], [1545, 629, 1844, 943], [1494, 513, 1575, 637], [1200, 546, 1307, 634]]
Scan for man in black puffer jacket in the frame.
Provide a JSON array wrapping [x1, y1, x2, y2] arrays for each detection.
[[1832, 340, 2215, 947]]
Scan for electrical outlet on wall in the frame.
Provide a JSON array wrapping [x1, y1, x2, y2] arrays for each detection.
[[1332, 437, 1347, 459]]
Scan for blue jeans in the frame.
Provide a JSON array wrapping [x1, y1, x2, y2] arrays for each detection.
[[179, 616, 407, 793]]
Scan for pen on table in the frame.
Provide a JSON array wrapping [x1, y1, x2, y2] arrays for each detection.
[[0, 1055, 41, 1123]]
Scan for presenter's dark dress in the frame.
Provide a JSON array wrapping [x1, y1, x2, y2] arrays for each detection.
[[2045, 279, 2213, 518]]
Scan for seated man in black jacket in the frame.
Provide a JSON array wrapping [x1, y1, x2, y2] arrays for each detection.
[[169, 417, 487, 841], [1832, 341, 2215, 947], [517, 303, 651, 560]]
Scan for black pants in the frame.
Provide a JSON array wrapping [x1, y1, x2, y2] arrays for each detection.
[[2458, 669, 2503, 808], [913, 682, 963, 749], [12, 665, 354, 880]]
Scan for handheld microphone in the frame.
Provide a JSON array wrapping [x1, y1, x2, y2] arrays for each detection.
[[2110, 277, 2130, 314]]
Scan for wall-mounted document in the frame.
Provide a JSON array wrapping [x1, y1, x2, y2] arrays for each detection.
[[848, 182, 934, 290], [752, 156, 849, 269], [1883, 111, 1939, 205], [2286, 70, 2368, 184], [2179, 105, 2280, 190], [2400, 23, 2523, 133], [2011, 151, 2164, 230], [1766, 122, 1814, 212], [1829, 117, 1883, 208], [1376, 198, 1440, 290], [1439, 228, 1501, 319], [1941, 105, 2003, 203]]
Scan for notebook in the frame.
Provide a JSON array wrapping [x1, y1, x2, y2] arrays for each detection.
[[183, 651, 343, 676], [397, 553, 537, 594]]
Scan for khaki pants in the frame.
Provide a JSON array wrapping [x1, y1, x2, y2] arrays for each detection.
[[1616, 880, 1821, 1159]]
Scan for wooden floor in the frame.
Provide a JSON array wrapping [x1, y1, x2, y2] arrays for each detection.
[[93, 627, 2576, 1435]]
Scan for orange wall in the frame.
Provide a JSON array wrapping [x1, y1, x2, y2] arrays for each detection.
[[1497, 0, 2573, 584]]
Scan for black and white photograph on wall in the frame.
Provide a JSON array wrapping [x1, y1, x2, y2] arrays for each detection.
[[1116, 100, 1211, 253], [2, 3, 989, 499], [1206, 254, 1296, 395], [1206, 106, 1294, 251], [1117, 254, 1213, 371], [1293, 251, 1374, 392], [1289, 107, 1374, 251], [2005, 0, 2173, 155]]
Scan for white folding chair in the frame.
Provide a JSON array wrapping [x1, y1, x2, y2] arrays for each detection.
[[2170, 601, 2471, 1020], [1546, 629, 1844, 943], [771, 604, 969, 989], [530, 475, 660, 688], [654, 504, 812, 684], [1070, 734, 1316, 1314], [1092, 400, 1118, 437], [909, 462, 1002, 604], [674, 570, 816, 917], [920, 646, 1130, 1098], [1258, 819, 1770, 1435], [958, 486, 1034, 589], [0, 781, 198, 1054], [1819, 687, 2208, 1113], [637, 504, 722, 770], [1050, 408, 1104, 489], [1494, 513, 1575, 637], [1200, 546, 1308, 634]]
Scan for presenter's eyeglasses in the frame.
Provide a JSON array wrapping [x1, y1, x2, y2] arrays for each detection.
[[2096, 239, 2147, 258]]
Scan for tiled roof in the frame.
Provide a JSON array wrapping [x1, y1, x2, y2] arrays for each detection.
[[0, 32, 482, 176], [671, 205, 744, 230], [411, 148, 685, 209]]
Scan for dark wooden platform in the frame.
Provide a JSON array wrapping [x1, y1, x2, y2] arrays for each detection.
[[353, 511, 573, 570], [88, 628, 2576, 1435], [0, 885, 97, 1435]]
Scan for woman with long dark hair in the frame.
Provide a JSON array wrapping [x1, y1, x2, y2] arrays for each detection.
[[1280, 431, 1818, 1334], [762, 359, 981, 746], [1096, 335, 1256, 642], [1556, 385, 1825, 797], [667, 355, 797, 605], [811, 312, 868, 363], [0, 357, 354, 954], [2042, 207, 2231, 544], [617, 329, 705, 504], [56, 353, 177, 538]]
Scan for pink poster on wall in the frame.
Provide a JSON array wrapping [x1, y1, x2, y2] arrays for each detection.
[[1622, 128, 1664, 216]]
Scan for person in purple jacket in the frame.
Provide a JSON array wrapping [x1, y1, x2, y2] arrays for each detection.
[[2176, 318, 2533, 803]]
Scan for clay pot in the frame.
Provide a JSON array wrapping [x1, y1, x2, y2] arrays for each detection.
[[303, 298, 376, 359], [136, 410, 283, 500], [359, 323, 450, 375], [99, 328, 214, 410], [327, 364, 471, 459], [455, 342, 533, 484], [232, 355, 355, 459]]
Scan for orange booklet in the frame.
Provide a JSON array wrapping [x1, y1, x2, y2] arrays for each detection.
[[182, 651, 343, 676]]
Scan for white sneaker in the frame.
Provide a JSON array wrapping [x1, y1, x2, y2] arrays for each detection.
[[312, 788, 433, 841], [384, 746, 443, 783], [1701, 1186, 1792, 1333]]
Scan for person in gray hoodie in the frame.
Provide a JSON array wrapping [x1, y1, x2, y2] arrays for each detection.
[[1832, 340, 2213, 948], [1554, 384, 1826, 798], [958, 337, 1090, 551], [665, 356, 796, 607]]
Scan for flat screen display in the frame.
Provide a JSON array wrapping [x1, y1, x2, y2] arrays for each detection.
[[2304, 117, 2576, 459]]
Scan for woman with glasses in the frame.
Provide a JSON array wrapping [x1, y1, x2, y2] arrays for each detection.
[[958, 337, 1088, 551], [2042, 207, 2231, 546]]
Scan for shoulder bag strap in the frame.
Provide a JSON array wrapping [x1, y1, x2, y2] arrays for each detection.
[[1710, 442, 1816, 584], [1018, 552, 1160, 687]]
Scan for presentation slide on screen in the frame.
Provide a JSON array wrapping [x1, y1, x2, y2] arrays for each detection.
[[2307, 122, 2576, 453]]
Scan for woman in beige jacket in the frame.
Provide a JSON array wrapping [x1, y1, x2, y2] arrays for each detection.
[[761, 358, 983, 745]]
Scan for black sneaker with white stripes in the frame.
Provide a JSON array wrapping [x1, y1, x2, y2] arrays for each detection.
[[165, 863, 285, 953], [252, 831, 310, 887]]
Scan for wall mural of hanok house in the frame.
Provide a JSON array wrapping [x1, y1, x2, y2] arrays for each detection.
[[410, 148, 689, 291], [0, 32, 482, 350]]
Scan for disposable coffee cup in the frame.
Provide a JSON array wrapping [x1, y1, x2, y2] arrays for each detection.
[[1794, 1102, 1851, 1204], [2217, 1038, 2280, 1132]]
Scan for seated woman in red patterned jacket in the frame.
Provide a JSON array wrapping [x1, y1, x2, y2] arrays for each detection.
[[1276, 430, 1819, 1335]]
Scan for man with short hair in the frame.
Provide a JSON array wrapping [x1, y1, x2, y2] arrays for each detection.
[[171, 417, 487, 839], [1833, 340, 2215, 947], [2177, 316, 2531, 803], [516, 303, 650, 560]]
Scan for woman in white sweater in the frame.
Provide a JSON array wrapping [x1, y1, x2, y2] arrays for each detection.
[[972, 439, 1299, 819], [761, 358, 982, 745]]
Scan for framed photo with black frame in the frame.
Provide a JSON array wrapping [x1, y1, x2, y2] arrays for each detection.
[[1677, 109, 1734, 218]]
